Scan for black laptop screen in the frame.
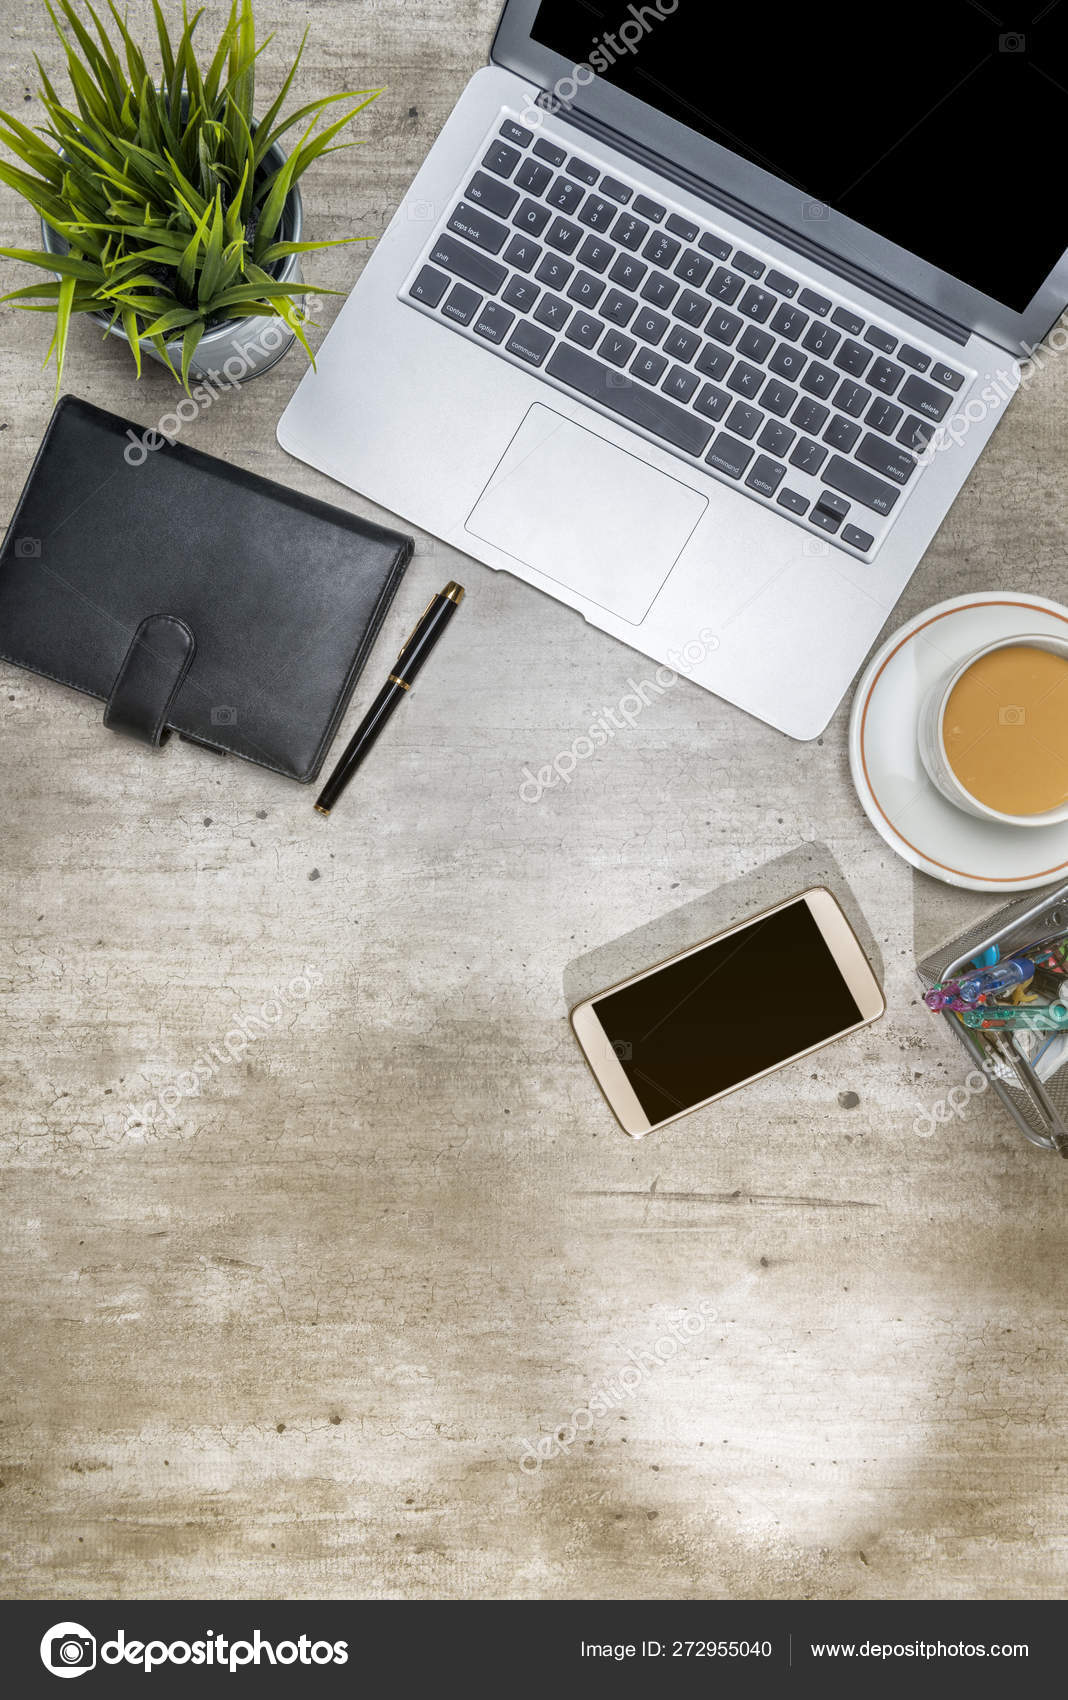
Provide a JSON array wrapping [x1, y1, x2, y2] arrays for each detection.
[[531, 1, 1068, 311]]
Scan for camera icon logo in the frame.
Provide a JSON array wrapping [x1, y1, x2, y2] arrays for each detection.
[[611, 1039, 632, 1060], [210, 705, 238, 726], [407, 199, 436, 221], [15, 536, 41, 558], [40, 1622, 96, 1678], [998, 704, 1026, 726], [606, 371, 631, 389], [802, 537, 829, 556], [802, 199, 828, 220], [999, 31, 1026, 52]]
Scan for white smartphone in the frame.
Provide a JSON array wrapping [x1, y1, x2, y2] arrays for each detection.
[[570, 887, 885, 1138]]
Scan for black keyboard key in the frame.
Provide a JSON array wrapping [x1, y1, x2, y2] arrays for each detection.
[[567, 156, 599, 185], [662, 364, 699, 402], [503, 234, 541, 274], [601, 288, 637, 325], [758, 420, 795, 457], [675, 249, 713, 288], [633, 194, 665, 221], [546, 217, 582, 254], [733, 251, 765, 278], [580, 193, 617, 232], [536, 253, 574, 290], [566, 309, 602, 349], [547, 343, 713, 455], [822, 453, 900, 515], [842, 523, 875, 551], [803, 322, 841, 359], [769, 343, 806, 380], [864, 325, 897, 353], [746, 454, 786, 496], [761, 378, 798, 417], [707, 308, 743, 346], [634, 307, 670, 345], [568, 270, 605, 308], [699, 232, 732, 259], [790, 436, 828, 475], [449, 201, 510, 252], [577, 235, 614, 273], [645, 231, 681, 269], [727, 361, 764, 399], [665, 213, 699, 242], [855, 432, 916, 485], [514, 158, 552, 197], [466, 170, 519, 217], [899, 344, 930, 372], [409, 264, 449, 307], [770, 303, 808, 341], [834, 378, 871, 418], [897, 414, 934, 452], [726, 399, 763, 439], [868, 357, 905, 395], [612, 213, 650, 251], [835, 338, 871, 377], [664, 324, 701, 362], [931, 362, 964, 391], [810, 505, 842, 534], [610, 253, 647, 291], [708, 267, 746, 304], [798, 288, 831, 315], [673, 289, 709, 328], [738, 325, 774, 363], [705, 433, 755, 478], [507, 321, 554, 366], [430, 234, 508, 295], [512, 198, 551, 237], [777, 487, 809, 514], [765, 269, 798, 298], [642, 271, 680, 308], [548, 176, 585, 214], [500, 120, 532, 148], [899, 373, 952, 421], [831, 306, 864, 335], [600, 330, 636, 367], [817, 490, 850, 519], [824, 414, 861, 452], [599, 175, 632, 203], [696, 343, 732, 381], [443, 282, 481, 325], [865, 397, 903, 436], [472, 300, 515, 344], [534, 292, 571, 331], [632, 346, 668, 385], [534, 137, 566, 167], [739, 284, 775, 323], [695, 383, 731, 420], [800, 361, 837, 399], [502, 275, 539, 313], [483, 141, 520, 178], [792, 397, 829, 434]]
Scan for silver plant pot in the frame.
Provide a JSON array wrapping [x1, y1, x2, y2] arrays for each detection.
[[40, 131, 303, 383]]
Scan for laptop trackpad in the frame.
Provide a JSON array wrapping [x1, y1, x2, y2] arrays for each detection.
[[465, 404, 707, 624]]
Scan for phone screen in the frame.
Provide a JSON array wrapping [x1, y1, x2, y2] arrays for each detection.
[[592, 898, 863, 1126]]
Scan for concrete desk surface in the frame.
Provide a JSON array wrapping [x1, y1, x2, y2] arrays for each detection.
[[2, 1, 1067, 1601]]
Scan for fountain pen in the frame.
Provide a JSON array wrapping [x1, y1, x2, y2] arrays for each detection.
[[314, 580, 465, 815]]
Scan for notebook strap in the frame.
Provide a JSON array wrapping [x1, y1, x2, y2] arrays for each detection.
[[103, 613, 196, 747]]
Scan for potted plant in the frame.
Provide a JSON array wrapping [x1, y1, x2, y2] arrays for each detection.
[[0, 0, 379, 388]]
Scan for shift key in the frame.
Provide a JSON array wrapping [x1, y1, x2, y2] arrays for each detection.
[[428, 234, 507, 295], [821, 454, 901, 516]]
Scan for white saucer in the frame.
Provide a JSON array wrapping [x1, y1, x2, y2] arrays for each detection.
[[848, 592, 1068, 892]]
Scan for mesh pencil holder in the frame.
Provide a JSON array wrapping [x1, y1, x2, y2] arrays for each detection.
[[916, 881, 1068, 1155]]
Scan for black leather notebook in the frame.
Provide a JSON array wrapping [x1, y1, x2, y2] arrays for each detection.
[[0, 396, 413, 782]]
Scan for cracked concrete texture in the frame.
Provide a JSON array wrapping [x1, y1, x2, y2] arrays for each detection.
[[2, 1, 1068, 1602]]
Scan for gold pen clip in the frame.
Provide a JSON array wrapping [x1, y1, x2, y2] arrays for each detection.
[[398, 593, 437, 656]]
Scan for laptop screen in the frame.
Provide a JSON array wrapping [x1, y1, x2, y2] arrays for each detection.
[[531, 1, 1068, 313]]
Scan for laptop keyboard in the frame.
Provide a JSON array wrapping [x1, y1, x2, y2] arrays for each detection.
[[400, 114, 971, 559]]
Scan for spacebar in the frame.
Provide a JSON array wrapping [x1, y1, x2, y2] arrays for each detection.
[[547, 345, 713, 456]]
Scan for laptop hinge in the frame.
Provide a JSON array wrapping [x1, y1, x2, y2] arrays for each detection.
[[538, 94, 972, 349]]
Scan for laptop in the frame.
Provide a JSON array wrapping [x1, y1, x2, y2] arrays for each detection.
[[278, 1, 1068, 739]]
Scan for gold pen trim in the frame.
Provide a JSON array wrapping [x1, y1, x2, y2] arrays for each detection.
[[388, 673, 411, 690]]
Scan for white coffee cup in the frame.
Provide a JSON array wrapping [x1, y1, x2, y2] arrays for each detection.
[[917, 632, 1068, 827]]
